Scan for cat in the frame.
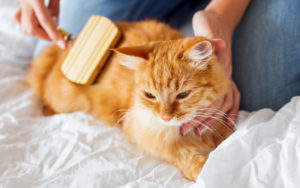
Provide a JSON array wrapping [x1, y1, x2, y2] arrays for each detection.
[[26, 20, 233, 181]]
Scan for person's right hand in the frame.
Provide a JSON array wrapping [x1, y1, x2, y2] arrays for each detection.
[[180, 10, 241, 136], [14, 0, 65, 48]]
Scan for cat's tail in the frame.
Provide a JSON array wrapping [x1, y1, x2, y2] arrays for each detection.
[[26, 45, 62, 97]]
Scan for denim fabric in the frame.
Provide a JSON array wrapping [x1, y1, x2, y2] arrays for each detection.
[[33, 0, 198, 56], [232, 0, 300, 111], [58, 0, 185, 35]]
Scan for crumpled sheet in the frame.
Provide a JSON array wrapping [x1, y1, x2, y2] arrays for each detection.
[[195, 99, 300, 188], [1, 1, 300, 187]]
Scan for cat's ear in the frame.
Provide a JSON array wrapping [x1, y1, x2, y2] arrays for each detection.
[[184, 39, 214, 69], [113, 45, 152, 70]]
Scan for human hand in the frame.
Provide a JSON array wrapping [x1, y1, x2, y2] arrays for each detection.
[[180, 80, 240, 136], [180, 10, 240, 136], [14, 0, 65, 48]]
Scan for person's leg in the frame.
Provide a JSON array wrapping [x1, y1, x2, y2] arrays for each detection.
[[33, 0, 185, 56], [232, 0, 300, 111]]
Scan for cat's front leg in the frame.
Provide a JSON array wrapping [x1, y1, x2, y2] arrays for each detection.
[[171, 151, 207, 181]]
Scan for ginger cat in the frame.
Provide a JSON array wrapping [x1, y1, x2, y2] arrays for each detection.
[[27, 20, 233, 181]]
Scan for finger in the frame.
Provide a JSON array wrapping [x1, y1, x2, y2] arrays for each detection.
[[33, 26, 52, 40], [212, 39, 226, 53], [180, 123, 195, 136], [192, 113, 209, 127], [211, 39, 232, 76], [224, 83, 239, 127], [48, 0, 60, 17], [189, 93, 227, 136], [21, 4, 51, 41], [194, 106, 224, 136], [195, 125, 206, 136], [14, 8, 22, 24], [226, 113, 236, 128], [196, 105, 234, 136], [197, 93, 225, 116], [195, 101, 236, 136], [221, 85, 234, 112], [226, 81, 240, 127], [194, 118, 216, 136], [192, 93, 225, 128], [31, 0, 62, 41], [20, 3, 37, 34], [212, 39, 226, 66]]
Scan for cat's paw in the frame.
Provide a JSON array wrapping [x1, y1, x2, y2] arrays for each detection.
[[181, 154, 206, 181]]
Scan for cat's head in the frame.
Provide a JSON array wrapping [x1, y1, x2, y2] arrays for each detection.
[[114, 37, 229, 127]]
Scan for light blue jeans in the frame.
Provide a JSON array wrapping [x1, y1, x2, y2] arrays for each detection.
[[34, 0, 300, 111], [232, 0, 300, 111]]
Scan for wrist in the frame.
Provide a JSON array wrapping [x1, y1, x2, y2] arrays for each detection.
[[196, 9, 233, 42], [204, 0, 251, 33], [203, 9, 234, 35]]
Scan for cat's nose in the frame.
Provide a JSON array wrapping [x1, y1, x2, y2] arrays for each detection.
[[161, 114, 172, 122]]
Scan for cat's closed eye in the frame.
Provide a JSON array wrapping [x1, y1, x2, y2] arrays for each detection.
[[176, 91, 191, 99], [144, 91, 156, 99]]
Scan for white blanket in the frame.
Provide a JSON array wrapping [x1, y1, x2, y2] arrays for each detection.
[[1, 1, 299, 187]]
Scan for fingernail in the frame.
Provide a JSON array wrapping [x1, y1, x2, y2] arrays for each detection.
[[57, 40, 65, 49], [196, 127, 206, 136]]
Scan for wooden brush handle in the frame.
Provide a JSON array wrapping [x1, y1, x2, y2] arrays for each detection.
[[61, 16, 121, 85]]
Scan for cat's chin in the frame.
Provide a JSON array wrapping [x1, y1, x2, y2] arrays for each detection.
[[157, 118, 183, 127], [135, 108, 184, 128]]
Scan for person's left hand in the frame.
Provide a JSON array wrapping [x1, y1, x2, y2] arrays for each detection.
[[180, 10, 240, 136]]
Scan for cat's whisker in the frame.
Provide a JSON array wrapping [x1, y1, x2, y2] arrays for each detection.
[[115, 109, 148, 127], [192, 113, 234, 132], [189, 119, 224, 139], [115, 113, 128, 125], [195, 108, 236, 127], [192, 119, 225, 140], [196, 107, 231, 119], [196, 107, 242, 120], [195, 113, 234, 128], [197, 108, 242, 117], [114, 109, 137, 126], [113, 109, 130, 116], [189, 119, 215, 133], [194, 113, 233, 131]]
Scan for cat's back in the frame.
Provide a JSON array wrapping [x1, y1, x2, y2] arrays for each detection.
[[116, 20, 183, 47]]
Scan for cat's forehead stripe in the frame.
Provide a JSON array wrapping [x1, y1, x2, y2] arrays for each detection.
[[149, 41, 186, 91]]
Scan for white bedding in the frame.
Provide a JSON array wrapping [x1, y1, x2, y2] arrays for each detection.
[[1, 1, 299, 187]]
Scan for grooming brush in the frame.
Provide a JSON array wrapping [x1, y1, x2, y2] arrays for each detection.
[[60, 16, 121, 85]]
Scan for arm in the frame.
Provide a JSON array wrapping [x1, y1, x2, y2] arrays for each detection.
[[205, 0, 251, 34]]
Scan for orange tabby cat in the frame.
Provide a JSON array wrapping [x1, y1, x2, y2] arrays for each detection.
[[27, 20, 233, 181]]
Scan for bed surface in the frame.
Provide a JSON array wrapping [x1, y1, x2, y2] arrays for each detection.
[[1, 1, 299, 187]]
